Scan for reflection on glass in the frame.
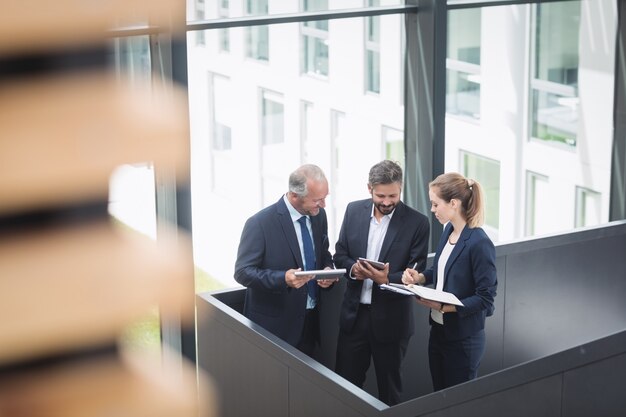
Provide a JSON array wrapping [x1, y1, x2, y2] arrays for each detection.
[[303, 34, 329, 76], [113, 36, 151, 84], [446, 8, 481, 119], [302, 0, 329, 76], [531, 89, 577, 146], [262, 90, 284, 145], [366, 0, 380, 93], [218, 0, 230, 52], [246, 0, 269, 61], [384, 126, 404, 171], [534, 2, 580, 86], [462, 152, 500, 230], [575, 186, 601, 228], [212, 74, 232, 151], [446, 69, 480, 119], [525, 171, 549, 237], [531, 1, 580, 147]]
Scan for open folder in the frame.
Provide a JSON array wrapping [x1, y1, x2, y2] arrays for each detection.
[[380, 283, 464, 306]]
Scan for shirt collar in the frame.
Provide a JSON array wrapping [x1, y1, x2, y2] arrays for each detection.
[[284, 194, 305, 223]]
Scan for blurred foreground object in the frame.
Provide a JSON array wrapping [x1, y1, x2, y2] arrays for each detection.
[[0, 1, 215, 416]]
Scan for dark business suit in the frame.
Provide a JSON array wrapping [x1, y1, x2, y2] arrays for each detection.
[[334, 199, 429, 405], [422, 223, 497, 390], [234, 196, 333, 349]]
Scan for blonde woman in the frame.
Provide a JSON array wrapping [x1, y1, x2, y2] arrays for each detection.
[[402, 172, 497, 391]]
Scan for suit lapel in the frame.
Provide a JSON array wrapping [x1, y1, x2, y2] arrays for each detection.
[[357, 200, 372, 257], [276, 197, 304, 269]]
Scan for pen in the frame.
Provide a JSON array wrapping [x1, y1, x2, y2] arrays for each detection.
[[412, 262, 418, 270]]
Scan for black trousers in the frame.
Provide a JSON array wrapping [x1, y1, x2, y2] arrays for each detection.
[[428, 323, 485, 391], [335, 304, 409, 406], [297, 307, 320, 358]]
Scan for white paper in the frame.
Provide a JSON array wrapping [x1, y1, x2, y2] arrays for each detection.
[[380, 283, 464, 306]]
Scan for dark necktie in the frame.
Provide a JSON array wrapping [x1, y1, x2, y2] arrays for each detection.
[[297, 216, 318, 301]]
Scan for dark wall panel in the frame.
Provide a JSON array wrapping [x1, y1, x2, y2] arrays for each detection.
[[503, 235, 626, 367], [197, 302, 290, 417], [421, 375, 563, 417], [289, 369, 367, 417], [562, 352, 626, 417]]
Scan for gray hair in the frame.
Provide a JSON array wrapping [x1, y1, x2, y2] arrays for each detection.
[[289, 164, 327, 198], [368, 160, 403, 186]]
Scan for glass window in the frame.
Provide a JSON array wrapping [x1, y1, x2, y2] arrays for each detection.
[[187, 16, 404, 288], [461, 151, 500, 230], [525, 171, 549, 236], [445, 2, 615, 243], [211, 74, 232, 151], [575, 186, 601, 228], [218, 0, 229, 52], [301, 0, 329, 76], [195, 0, 206, 46], [109, 36, 159, 354], [446, 8, 481, 120], [383, 126, 404, 171], [365, 0, 380, 93], [530, 1, 580, 147], [246, 0, 269, 61], [261, 90, 284, 145]]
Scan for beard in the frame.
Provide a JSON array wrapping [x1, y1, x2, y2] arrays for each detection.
[[375, 202, 396, 216]]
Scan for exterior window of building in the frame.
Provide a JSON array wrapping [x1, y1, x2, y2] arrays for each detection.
[[575, 186, 601, 228], [211, 74, 232, 151], [301, 0, 329, 76], [365, 0, 380, 94], [195, 0, 206, 46], [525, 171, 550, 236], [246, 0, 269, 61], [461, 151, 500, 231], [530, 1, 580, 147], [218, 0, 229, 52], [113, 36, 151, 84], [261, 90, 284, 145], [383, 126, 403, 170], [300, 101, 314, 163], [446, 8, 481, 120]]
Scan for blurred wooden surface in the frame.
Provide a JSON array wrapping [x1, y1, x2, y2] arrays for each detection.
[[0, 219, 193, 366], [0, 0, 184, 56], [0, 71, 189, 216], [0, 347, 215, 417]]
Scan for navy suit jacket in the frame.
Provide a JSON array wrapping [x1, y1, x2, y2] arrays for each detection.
[[334, 199, 430, 343], [234, 196, 333, 347], [423, 223, 497, 341]]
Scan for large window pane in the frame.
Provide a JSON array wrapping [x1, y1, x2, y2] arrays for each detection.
[[246, 1, 269, 61], [302, 0, 329, 76], [461, 151, 500, 231], [445, 1, 616, 243], [187, 15, 404, 288], [531, 1, 580, 147], [446, 8, 481, 120]]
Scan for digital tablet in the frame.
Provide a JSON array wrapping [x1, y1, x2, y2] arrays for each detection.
[[357, 257, 386, 270], [294, 268, 347, 279]]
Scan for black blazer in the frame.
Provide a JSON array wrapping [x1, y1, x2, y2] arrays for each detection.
[[234, 196, 334, 346], [334, 199, 430, 343], [423, 223, 497, 341]]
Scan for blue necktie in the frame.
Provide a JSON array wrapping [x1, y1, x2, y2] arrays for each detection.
[[297, 216, 318, 301]]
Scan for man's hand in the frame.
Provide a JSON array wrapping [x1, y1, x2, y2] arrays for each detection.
[[317, 267, 339, 288], [355, 259, 389, 285], [285, 268, 314, 289]]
